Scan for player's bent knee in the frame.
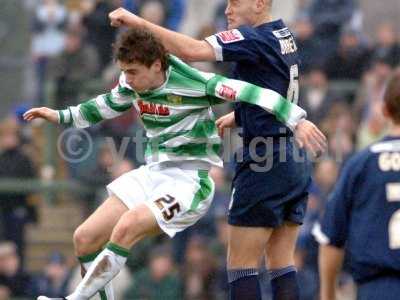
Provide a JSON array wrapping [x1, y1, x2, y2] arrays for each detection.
[[111, 209, 150, 245], [111, 220, 132, 243], [73, 226, 102, 256]]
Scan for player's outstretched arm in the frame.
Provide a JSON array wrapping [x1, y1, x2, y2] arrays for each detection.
[[208, 75, 327, 155], [215, 113, 327, 157], [56, 92, 133, 128], [65, 74, 134, 127], [207, 75, 307, 130], [23, 107, 59, 124], [25, 84, 134, 128], [109, 8, 215, 62], [319, 244, 345, 300]]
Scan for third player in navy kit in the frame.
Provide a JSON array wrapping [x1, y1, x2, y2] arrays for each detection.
[[316, 70, 400, 300], [109, 1, 327, 299]]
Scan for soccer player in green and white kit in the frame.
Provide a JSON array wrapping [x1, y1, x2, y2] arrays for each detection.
[[25, 28, 309, 300]]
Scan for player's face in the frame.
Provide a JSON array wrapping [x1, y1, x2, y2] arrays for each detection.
[[225, 0, 259, 29], [119, 60, 163, 93]]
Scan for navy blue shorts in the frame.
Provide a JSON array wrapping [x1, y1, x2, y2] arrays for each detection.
[[357, 275, 400, 300], [228, 146, 312, 228]]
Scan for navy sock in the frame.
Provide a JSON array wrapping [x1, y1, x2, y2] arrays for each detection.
[[228, 269, 262, 300], [269, 266, 299, 300]]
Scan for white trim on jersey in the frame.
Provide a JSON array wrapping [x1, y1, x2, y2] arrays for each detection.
[[205, 35, 223, 62], [371, 140, 400, 153], [272, 27, 292, 39], [312, 223, 331, 245]]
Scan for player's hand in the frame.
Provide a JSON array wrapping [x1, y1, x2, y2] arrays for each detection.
[[23, 107, 59, 124], [294, 119, 327, 157], [216, 112, 236, 138], [109, 7, 144, 28]]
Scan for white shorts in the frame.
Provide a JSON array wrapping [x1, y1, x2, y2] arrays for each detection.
[[106, 162, 215, 237]]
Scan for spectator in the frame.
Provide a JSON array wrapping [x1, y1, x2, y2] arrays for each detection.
[[78, 143, 116, 211], [0, 241, 37, 298], [49, 28, 99, 108], [293, 17, 320, 73], [78, 138, 135, 212], [210, 212, 229, 299], [125, 235, 164, 274], [314, 158, 339, 201], [102, 118, 146, 167], [299, 68, 339, 123], [294, 0, 312, 20], [325, 28, 371, 81], [36, 252, 73, 298], [321, 103, 356, 162], [330, 130, 355, 164], [31, 0, 68, 105], [0, 118, 37, 264], [355, 59, 394, 122], [183, 236, 218, 300], [123, 0, 186, 31], [371, 22, 400, 67], [164, 0, 186, 31], [139, 0, 166, 26], [307, 0, 357, 61], [81, 0, 118, 71], [123, 245, 183, 300], [208, 167, 230, 220], [356, 101, 388, 150], [213, 1, 228, 32]]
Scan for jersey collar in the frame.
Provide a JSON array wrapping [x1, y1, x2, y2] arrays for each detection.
[[136, 66, 172, 97]]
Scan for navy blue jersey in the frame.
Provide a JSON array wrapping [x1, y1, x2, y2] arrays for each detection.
[[317, 136, 400, 283], [206, 20, 300, 147]]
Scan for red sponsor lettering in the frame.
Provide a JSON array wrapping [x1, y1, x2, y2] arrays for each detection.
[[137, 100, 170, 116], [217, 30, 244, 43], [218, 84, 237, 101]]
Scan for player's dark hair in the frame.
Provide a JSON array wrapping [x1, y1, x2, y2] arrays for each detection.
[[384, 69, 400, 124], [113, 28, 168, 71]]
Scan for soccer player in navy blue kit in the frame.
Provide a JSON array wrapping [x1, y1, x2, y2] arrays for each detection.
[[110, 1, 327, 299], [315, 70, 400, 300]]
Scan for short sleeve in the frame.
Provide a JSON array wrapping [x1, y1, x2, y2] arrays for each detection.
[[205, 26, 259, 62], [316, 157, 359, 248]]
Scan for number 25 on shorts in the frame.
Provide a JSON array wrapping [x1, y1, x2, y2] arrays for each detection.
[[154, 195, 181, 221]]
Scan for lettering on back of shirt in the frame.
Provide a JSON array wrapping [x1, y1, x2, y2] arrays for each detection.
[[273, 28, 297, 55]]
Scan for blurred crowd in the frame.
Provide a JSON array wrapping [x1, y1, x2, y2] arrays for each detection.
[[0, 0, 399, 299]]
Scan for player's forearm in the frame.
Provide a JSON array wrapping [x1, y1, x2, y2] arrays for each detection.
[[58, 108, 73, 126], [319, 245, 345, 300], [57, 104, 96, 129], [58, 93, 130, 128], [206, 76, 307, 130], [137, 19, 214, 62]]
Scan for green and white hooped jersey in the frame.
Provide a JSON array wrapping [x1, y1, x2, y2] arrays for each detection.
[[58, 55, 307, 167]]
